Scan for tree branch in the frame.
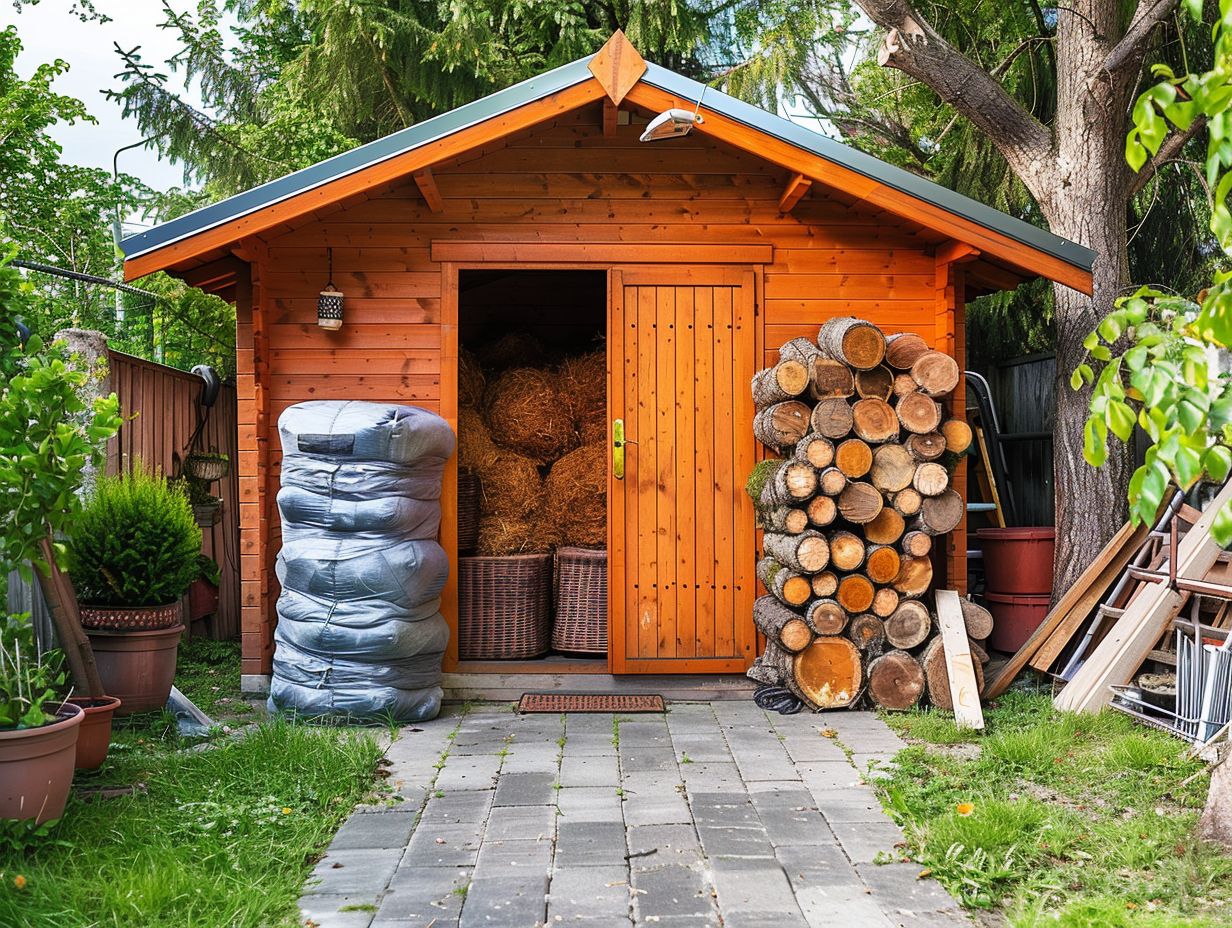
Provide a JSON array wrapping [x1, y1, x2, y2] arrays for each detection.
[[1128, 116, 1208, 196], [853, 0, 1055, 199], [1103, 0, 1180, 78]]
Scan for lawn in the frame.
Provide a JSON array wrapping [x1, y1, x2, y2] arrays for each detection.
[[876, 690, 1232, 927], [0, 639, 386, 928]]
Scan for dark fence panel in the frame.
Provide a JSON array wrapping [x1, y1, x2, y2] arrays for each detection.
[[985, 353, 1055, 527]]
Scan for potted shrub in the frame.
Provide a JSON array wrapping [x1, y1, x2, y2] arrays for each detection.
[[68, 470, 202, 715], [0, 613, 83, 823], [188, 554, 221, 622]]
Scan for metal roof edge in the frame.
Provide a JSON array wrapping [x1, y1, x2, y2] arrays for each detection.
[[122, 52, 1095, 280], [639, 63, 1096, 275], [119, 56, 597, 260]]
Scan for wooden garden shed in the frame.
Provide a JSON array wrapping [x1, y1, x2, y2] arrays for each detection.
[[121, 33, 1094, 689]]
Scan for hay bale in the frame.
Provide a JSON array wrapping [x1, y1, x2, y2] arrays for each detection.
[[477, 332, 548, 371], [543, 442, 606, 548], [476, 449, 544, 518], [476, 514, 554, 555], [457, 406, 499, 473], [557, 349, 606, 444], [484, 367, 575, 463], [458, 347, 486, 409]]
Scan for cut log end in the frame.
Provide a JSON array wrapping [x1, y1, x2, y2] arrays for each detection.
[[884, 332, 929, 370], [852, 397, 899, 444], [837, 574, 876, 614], [793, 637, 863, 709], [942, 419, 973, 454], [835, 439, 873, 479], [897, 393, 943, 435], [911, 350, 960, 397], [867, 650, 925, 710], [837, 481, 884, 525], [885, 599, 931, 649], [811, 398, 855, 440]]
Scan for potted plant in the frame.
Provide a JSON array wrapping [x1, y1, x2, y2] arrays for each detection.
[[188, 554, 221, 622], [67, 469, 202, 715], [0, 613, 83, 823], [175, 474, 223, 526]]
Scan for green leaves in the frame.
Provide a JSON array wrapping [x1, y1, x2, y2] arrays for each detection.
[[1074, 286, 1232, 531]]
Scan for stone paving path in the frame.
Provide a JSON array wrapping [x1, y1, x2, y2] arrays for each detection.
[[300, 702, 967, 928]]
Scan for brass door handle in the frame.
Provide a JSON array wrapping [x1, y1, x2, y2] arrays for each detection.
[[613, 418, 634, 479]]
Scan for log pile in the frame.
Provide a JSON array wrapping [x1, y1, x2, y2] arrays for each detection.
[[745, 318, 987, 712]]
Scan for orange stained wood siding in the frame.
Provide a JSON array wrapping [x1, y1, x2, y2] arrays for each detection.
[[609, 268, 759, 673], [233, 107, 966, 675]]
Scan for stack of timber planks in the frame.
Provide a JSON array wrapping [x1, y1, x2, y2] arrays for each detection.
[[744, 317, 989, 712], [983, 480, 1232, 714]]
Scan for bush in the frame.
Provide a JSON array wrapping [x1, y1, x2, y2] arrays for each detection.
[[68, 469, 202, 607]]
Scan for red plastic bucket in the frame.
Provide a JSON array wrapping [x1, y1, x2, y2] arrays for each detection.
[[977, 527, 1055, 595], [986, 592, 1050, 652]]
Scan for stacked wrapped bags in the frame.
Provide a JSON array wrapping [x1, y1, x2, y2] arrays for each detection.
[[269, 401, 455, 722]]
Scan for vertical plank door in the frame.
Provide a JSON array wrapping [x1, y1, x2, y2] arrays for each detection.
[[609, 268, 758, 673]]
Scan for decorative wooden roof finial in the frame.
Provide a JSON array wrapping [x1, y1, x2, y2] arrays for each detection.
[[588, 30, 646, 105]]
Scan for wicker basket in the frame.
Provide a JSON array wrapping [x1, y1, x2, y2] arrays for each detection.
[[80, 601, 182, 631], [552, 547, 608, 654], [458, 553, 551, 660], [457, 470, 481, 553], [184, 454, 230, 482]]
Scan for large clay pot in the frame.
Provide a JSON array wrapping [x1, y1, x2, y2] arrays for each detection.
[[67, 695, 122, 770], [86, 625, 184, 716], [0, 702, 83, 823]]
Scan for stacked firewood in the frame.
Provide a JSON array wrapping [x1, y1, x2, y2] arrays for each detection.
[[745, 317, 989, 711]]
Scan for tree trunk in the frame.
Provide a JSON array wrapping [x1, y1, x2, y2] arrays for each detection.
[[1199, 748, 1232, 849], [1043, 5, 1135, 598]]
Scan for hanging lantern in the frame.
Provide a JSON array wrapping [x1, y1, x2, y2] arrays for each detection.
[[317, 247, 344, 330]]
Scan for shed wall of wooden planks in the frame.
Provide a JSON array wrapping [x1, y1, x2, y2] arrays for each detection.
[[232, 104, 966, 675], [107, 350, 241, 640]]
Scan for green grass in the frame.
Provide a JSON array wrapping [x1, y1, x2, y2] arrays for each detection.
[[877, 692, 1232, 926], [0, 641, 385, 927]]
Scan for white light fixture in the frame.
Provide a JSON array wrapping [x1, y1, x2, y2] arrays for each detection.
[[639, 107, 704, 142], [640, 85, 707, 143]]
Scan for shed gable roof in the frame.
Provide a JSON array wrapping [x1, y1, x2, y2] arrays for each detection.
[[121, 35, 1093, 293]]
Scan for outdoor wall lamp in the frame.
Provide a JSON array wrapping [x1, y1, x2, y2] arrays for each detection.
[[317, 247, 344, 331]]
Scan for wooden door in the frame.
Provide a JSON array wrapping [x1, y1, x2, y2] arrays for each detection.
[[609, 268, 759, 673]]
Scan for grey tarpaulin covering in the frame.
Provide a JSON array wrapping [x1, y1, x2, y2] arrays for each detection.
[[269, 401, 455, 721]]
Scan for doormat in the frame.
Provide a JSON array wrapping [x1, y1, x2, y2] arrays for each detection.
[[517, 693, 666, 713]]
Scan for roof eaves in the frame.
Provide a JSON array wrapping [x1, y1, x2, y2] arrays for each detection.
[[119, 56, 598, 261], [638, 63, 1096, 275]]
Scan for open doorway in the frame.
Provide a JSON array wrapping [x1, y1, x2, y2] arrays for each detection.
[[455, 269, 608, 667]]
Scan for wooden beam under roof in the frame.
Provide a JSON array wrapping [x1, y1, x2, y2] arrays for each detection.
[[602, 99, 619, 138], [413, 167, 444, 213], [777, 173, 813, 213], [180, 255, 246, 294]]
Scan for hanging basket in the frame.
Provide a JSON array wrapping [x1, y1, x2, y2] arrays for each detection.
[[184, 454, 230, 483], [458, 553, 551, 660], [552, 547, 608, 654], [193, 499, 223, 526], [457, 470, 481, 554]]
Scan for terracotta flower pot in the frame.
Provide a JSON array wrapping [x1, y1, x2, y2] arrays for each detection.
[[188, 578, 220, 621], [0, 702, 83, 823], [66, 695, 122, 770], [86, 625, 184, 716], [976, 527, 1056, 595]]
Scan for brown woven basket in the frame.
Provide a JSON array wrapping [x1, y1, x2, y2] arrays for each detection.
[[458, 553, 551, 660], [457, 470, 481, 553], [552, 547, 608, 654], [80, 601, 182, 631]]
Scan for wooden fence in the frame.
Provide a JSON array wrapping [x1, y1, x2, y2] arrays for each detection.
[[107, 351, 240, 639]]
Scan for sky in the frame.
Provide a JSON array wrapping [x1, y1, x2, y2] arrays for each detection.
[[2, 0, 208, 229]]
